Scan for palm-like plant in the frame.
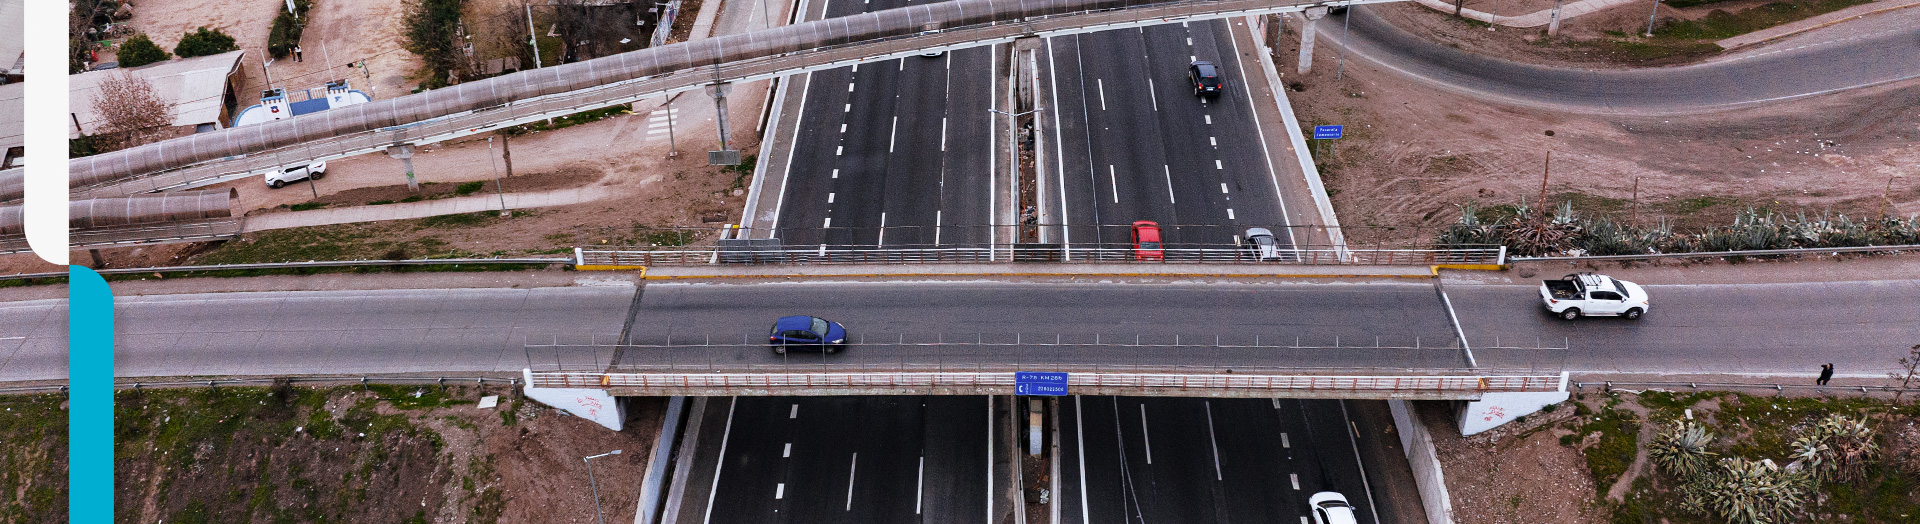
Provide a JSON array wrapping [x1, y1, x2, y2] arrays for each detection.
[[1793, 414, 1879, 482], [1650, 421, 1717, 481], [1705, 457, 1809, 524]]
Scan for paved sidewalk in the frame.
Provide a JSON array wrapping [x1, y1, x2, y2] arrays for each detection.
[[1412, 0, 1639, 28], [241, 186, 612, 231], [1715, 0, 1920, 48]]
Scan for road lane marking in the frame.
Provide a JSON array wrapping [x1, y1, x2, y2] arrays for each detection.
[[1301, 517, 1309, 524], [1215, 160, 1223, 170], [852, 64, 858, 72], [846, 453, 859, 511], [1290, 473, 1299, 490], [1108, 165, 1118, 203], [831, 169, 839, 179], [1187, 37, 1193, 46], [1221, 183, 1229, 194], [1097, 78, 1107, 111], [776, 483, 786, 499], [1204, 115, 1212, 124], [1272, 398, 1282, 409], [1227, 208, 1236, 220], [840, 123, 847, 133], [916, 456, 926, 514], [934, 210, 943, 245], [791, 404, 799, 418], [0, 336, 22, 340], [1230, 15, 1294, 235], [1190, 55, 1196, 63], [1148, 79, 1159, 111], [878, 213, 888, 245], [898, 57, 905, 70], [849, 83, 855, 92], [940, 117, 948, 151], [784, 443, 792, 457], [987, 396, 995, 521], [1139, 403, 1152, 465], [701, 397, 740, 524], [827, 193, 835, 204], [1210, 136, 1217, 146], [1046, 37, 1072, 249], [1205, 401, 1222, 481], [1282, 432, 1290, 448], [889, 116, 898, 153], [835, 146, 843, 156], [1164, 165, 1176, 204], [1075, 396, 1091, 524], [1341, 401, 1385, 524], [844, 103, 851, 112]]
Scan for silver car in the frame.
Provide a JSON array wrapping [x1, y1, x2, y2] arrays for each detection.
[[1243, 227, 1281, 261]]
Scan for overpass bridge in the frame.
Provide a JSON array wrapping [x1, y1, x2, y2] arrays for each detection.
[[18, 0, 1395, 203]]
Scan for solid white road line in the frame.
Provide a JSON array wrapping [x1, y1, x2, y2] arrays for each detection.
[[846, 453, 859, 511], [1341, 401, 1385, 524], [1108, 166, 1118, 204], [1164, 165, 1176, 204], [1047, 38, 1071, 249], [791, 403, 799, 418], [783, 443, 792, 457], [916, 456, 926, 514], [701, 397, 739, 524], [771, 71, 817, 234], [1075, 396, 1091, 524], [1234, 15, 1293, 234], [940, 117, 948, 151], [989, 45, 998, 251], [1139, 403, 1152, 465], [986, 396, 995, 522], [1148, 78, 1159, 111], [827, 193, 835, 204], [1097, 78, 1107, 111], [776, 483, 786, 499], [889, 116, 898, 153], [1205, 401, 1223, 481]]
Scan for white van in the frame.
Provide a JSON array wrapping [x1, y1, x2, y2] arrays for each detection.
[[264, 162, 327, 188]]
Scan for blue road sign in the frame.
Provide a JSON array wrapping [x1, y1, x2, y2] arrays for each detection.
[[1014, 372, 1069, 396], [1314, 125, 1343, 139]]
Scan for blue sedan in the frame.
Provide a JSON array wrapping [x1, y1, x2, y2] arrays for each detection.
[[769, 315, 849, 354]]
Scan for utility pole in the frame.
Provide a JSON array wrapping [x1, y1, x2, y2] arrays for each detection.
[[489, 137, 509, 217], [1630, 176, 1641, 227], [527, 3, 545, 70], [498, 131, 515, 177]]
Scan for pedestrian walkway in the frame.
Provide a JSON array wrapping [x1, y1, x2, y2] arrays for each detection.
[[1412, 0, 1639, 28], [1714, 0, 1920, 48], [241, 186, 612, 232]]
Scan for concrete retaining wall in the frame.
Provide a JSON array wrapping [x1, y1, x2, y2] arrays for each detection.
[[1389, 400, 1454, 524]]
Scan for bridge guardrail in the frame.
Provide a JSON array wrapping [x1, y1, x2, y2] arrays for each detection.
[[0, 257, 572, 281], [528, 371, 1568, 395], [578, 246, 1506, 267]]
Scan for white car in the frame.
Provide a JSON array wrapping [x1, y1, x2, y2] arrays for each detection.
[[1540, 273, 1650, 320], [263, 162, 327, 188], [1243, 227, 1282, 261], [1308, 492, 1359, 524]]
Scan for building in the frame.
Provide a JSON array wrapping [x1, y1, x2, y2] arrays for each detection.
[[67, 49, 246, 139], [0, 0, 21, 84], [231, 79, 371, 127]]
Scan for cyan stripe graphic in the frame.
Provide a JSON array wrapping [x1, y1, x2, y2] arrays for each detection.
[[68, 266, 113, 523]]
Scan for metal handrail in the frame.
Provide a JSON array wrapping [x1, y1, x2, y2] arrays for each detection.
[[0, 257, 571, 281], [530, 371, 1567, 392], [1514, 243, 1920, 262], [579, 246, 1505, 266]]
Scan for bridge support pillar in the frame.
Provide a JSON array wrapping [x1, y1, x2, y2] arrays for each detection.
[[706, 83, 741, 165], [1297, 7, 1328, 75], [385, 144, 420, 192]]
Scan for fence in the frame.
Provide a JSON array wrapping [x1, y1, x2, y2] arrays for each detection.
[[0, 218, 242, 255], [0, 257, 571, 281], [1514, 243, 1920, 262], [578, 245, 1505, 266], [526, 370, 1567, 398], [0, 375, 521, 394]]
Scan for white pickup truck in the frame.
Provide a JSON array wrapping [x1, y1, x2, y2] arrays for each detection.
[[1540, 273, 1649, 320]]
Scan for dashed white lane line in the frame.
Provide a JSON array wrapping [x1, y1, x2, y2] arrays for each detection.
[[1282, 432, 1290, 448], [1164, 165, 1176, 204], [776, 483, 786, 499], [831, 169, 839, 179], [846, 453, 859, 511], [835, 146, 844, 156], [1108, 165, 1118, 204], [888, 116, 899, 153], [1187, 37, 1193, 45], [827, 193, 835, 204], [1227, 208, 1236, 220], [791, 404, 799, 418], [1148, 78, 1159, 111], [1204, 115, 1212, 124], [823, 217, 832, 228], [848, 83, 856, 92], [1214, 159, 1223, 169], [915, 456, 926, 515], [1300, 517, 1309, 524], [1290, 473, 1300, 490], [898, 57, 905, 70], [1220, 183, 1230, 194], [1204, 401, 1223, 481], [783, 443, 792, 457], [1139, 403, 1153, 465], [844, 103, 851, 112], [1097, 78, 1107, 111], [840, 123, 847, 133], [1190, 55, 1196, 63], [940, 117, 948, 151], [1209, 136, 1217, 147]]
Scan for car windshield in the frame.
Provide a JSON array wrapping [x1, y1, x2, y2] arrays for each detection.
[[1140, 242, 1161, 250], [810, 317, 830, 335]]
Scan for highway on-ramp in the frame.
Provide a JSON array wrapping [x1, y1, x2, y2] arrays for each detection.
[[1326, 6, 1920, 113]]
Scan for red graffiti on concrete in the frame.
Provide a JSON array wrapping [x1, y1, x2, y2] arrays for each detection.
[[576, 396, 604, 419], [1480, 405, 1507, 422]]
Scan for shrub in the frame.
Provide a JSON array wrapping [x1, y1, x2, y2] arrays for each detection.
[[455, 181, 485, 195], [173, 26, 238, 58], [402, 0, 467, 88], [1650, 421, 1717, 481], [116, 34, 171, 68], [266, 0, 313, 59]]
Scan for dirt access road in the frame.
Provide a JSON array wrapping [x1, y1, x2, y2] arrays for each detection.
[[1276, 10, 1920, 246]]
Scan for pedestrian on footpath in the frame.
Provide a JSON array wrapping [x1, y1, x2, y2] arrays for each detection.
[[294, 45, 304, 62], [1817, 363, 1834, 385]]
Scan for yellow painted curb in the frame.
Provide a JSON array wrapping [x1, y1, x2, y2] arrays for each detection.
[[576, 265, 648, 271], [1433, 264, 1508, 272]]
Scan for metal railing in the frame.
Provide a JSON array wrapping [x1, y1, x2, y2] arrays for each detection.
[[0, 256, 572, 281], [1515, 243, 1920, 262], [0, 219, 243, 255], [0, 375, 521, 394], [579, 245, 1505, 266], [528, 370, 1567, 394]]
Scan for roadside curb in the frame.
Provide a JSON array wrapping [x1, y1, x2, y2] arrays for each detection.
[[1258, 14, 1349, 251], [1715, 0, 1920, 50]]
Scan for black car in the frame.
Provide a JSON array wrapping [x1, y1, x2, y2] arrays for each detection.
[[1189, 60, 1223, 97]]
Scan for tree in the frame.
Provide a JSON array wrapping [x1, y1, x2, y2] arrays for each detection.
[[88, 73, 176, 152], [173, 26, 238, 58], [116, 34, 172, 68], [1894, 343, 1920, 403], [402, 0, 468, 88]]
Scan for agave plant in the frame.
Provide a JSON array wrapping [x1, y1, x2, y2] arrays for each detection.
[[1704, 457, 1809, 524], [1794, 414, 1879, 482], [1651, 421, 1718, 481]]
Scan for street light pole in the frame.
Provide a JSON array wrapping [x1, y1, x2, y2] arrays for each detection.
[[584, 450, 623, 524], [488, 137, 509, 217], [1644, 0, 1661, 37]]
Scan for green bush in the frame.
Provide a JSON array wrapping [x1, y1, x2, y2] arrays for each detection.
[[455, 181, 485, 195], [266, 0, 313, 59], [402, 0, 466, 88], [116, 34, 172, 68], [173, 26, 238, 58], [1437, 203, 1920, 256]]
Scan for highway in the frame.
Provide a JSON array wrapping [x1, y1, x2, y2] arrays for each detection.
[[1043, 20, 1296, 250], [667, 395, 1005, 523], [7, 278, 1919, 381], [771, 0, 999, 248], [1327, 6, 1920, 112]]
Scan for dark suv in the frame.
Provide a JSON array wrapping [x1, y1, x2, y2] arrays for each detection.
[[769, 315, 849, 354], [1189, 61, 1223, 97]]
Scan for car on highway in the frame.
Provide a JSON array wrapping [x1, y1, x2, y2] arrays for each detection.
[[1189, 60, 1223, 97], [1540, 273, 1649, 320], [263, 162, 327, 188], [1243, 227, 1282, 261], [769, 315, 849, 354], [1132, 220, 1164, 260], [1308, 492, 1359, 524]]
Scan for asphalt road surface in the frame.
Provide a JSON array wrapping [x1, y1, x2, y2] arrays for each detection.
[[669, 395, 1002, 524], [6, 279, 1919, 380], [1059, 397, 1403, 524], [1327, 6, 1920, 113], [773, 0, 998, 248], [1044, 20, 1296, 250]]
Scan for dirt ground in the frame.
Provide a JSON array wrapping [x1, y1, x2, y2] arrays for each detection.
[[123, 0, 420, 103], [1277, 13, 1920, 247], [1375, 0, 1867, 68], [1420, 400, 1608, 524]]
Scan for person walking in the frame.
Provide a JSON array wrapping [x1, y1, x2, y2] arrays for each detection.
[[294, 45, 304, 62], [1817, 363, 1834, 386]]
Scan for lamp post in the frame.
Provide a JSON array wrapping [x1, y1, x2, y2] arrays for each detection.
[[584, 450, 622, 524]]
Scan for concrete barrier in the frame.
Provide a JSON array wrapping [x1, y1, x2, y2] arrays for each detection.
[[1388, 399, 1454, 524]]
